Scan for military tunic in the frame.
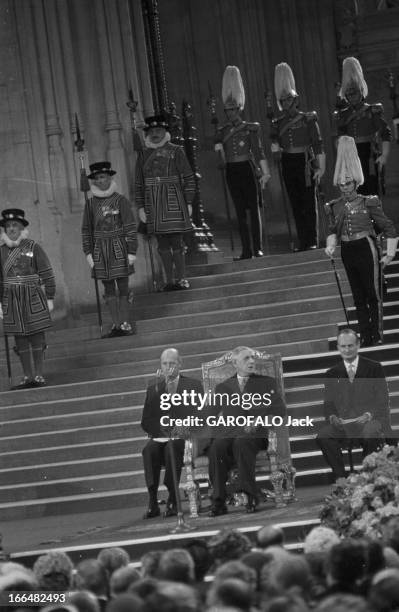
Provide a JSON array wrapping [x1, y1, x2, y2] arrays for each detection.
[[82, 193, 137, 281], [135, 143, 194, 236], [0, 239, 55, 336], [271, 111, 324, 250], [326, 194, 397, 342], [334, 102, 392, 195], [215, 121, 266, 256]]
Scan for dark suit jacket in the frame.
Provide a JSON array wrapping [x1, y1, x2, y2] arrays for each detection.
[[141, 374, 204, 438], [323, 356, 391, 435], [213, 373, 286, 437]]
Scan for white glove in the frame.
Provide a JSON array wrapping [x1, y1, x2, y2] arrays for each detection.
[[47, 299, 54, 313], [188, 204, 193, 217], [325, 234, 337, 258], [0, 304, 3, 319], [86, 254, 94, 269], [259, 173, 271, 189], [139, 209, 147, 223], [382, 237, 398, 267], [128, 254, 136, 265]]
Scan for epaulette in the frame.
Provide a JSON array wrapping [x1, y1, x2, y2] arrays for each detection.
[[246, 122, 260, 131], [305, 110, 318, 122], [371, 102, 384, 115], [364, 194, 380, 207], [324, 198, 340, 213]]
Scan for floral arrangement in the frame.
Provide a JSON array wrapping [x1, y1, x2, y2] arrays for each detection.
[[320, 445, 399, 539]]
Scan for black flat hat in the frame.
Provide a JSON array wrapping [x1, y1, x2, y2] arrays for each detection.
[[143, 114, 169, 132], [87, 161, 116, 180], [0, 208, 29, 227]]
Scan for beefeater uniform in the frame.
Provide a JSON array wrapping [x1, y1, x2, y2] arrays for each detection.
[[0, 239, 55, 335], [135, 143, 194, 236], [82, 193, 137, 280]]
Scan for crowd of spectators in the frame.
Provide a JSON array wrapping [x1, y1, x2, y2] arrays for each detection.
[[3, 517, 399, 612]]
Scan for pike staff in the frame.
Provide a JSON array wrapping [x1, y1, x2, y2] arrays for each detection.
[[74, 114, 103, 336]]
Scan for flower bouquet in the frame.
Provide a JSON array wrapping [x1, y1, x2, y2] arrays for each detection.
[[320, 445, 399, 539]]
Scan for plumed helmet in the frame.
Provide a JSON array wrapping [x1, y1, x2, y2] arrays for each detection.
[[334, 135, 364, 186], [274, 62, 298, 110], [222, 66, 245, 111], [340, 56, 368, 99]]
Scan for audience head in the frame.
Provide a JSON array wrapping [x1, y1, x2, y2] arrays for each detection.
[[303, 526, 340, 554], [74, 559, 108, 596], [207, 529, 251, 566], [184, 539, 212, 582], [157, 549, 195, 584], [369, 569, 399, 612], [326, 539, 367, 589], [33, 551, 74, 591], [314, 594, 372, 612], [140, 551, 162, 578], [141, 580, 198, 612], [256, 525, 285, 549], [206, 578, 253, 611], [68, 591, 100, 612], [213, 560, 257, 590], [105, 594, 143, 612], [262, 594, 310, 612], [97, 548, 130, 578], [383, 517, 399, 554], [109, 566, 141, 597]]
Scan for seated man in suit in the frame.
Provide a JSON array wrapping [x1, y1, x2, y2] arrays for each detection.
[[208, 346, 286, 516], [141, 347, 204, 519], [316, 328, 391, 481]]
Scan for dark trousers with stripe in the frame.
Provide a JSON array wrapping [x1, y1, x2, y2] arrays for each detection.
[[341, 237, 381, 341], [142, 439, 185, 505], [281, 152, 316, 250], [356, 142, 379, 197], [226, 161, 262, 256]]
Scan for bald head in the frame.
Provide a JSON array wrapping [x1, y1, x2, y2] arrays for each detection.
[[160, 348, 181, 379], [256, 525, 285, 549]]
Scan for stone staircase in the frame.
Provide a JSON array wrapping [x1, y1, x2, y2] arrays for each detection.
[[1, 249, 399, 522]]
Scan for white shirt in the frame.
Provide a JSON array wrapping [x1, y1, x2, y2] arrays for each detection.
[[154, 375, 180, 442], [344, 356, 359, 377]]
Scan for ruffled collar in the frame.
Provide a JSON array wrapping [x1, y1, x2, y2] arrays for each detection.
[[90, 180, 118, 199], [0, 228, 29, 248], [144, 132, 171, 149]]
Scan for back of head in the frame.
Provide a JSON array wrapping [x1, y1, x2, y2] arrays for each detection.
[[327, 539, 367, 586], [256, 526, 285, 549], [97, 548, 130, 577], [68, 590, 101, 612], [110, 566, 141, 597], [207, 578, 252, 611], [75, 559, 108, 596], [262, 594, 309, 612], [214, 560, 257, 589], [157, 549, 195, 584], [139, 551, 162, 578], [33, 551, 74, 591], [184, 539, 212, 582], [142, 580, 198, 612], [369, 569, 399, 612], [207, 529, 251, 565], [383, 517, 399, 554], [314, 594, 371, 612], [106, 594, 143, 612], [303, 526, 340, 554]]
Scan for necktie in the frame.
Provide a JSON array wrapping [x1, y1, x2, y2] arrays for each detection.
[[348, 363, 356, 383], [239, 377, 248, 392], [167, 379, 177, 395]]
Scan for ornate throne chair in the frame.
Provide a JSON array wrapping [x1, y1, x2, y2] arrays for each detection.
[[182, 350, 296, 518]]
